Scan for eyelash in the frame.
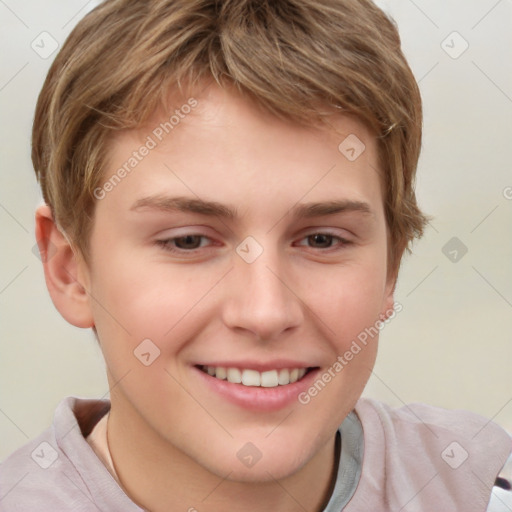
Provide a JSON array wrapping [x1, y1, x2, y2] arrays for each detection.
[[156, 235, 213, 253], [155, 232, 351, 254]]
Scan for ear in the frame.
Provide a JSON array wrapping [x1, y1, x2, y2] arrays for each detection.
[[380, 272, 398, 321], [35, 204, 94, 328]]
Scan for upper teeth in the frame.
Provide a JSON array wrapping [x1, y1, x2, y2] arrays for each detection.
[[202, 366, 307, 387]]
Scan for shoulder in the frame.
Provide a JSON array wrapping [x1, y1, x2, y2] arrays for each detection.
[[0, 424, 90, 510], [352, 398, 512, 511], [356, 397, 505, 433], [0, 397, 114, 511], [355, 397, 511, 452]]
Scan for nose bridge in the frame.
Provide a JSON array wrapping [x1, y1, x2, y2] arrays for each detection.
[[222, 239, 303, 339]]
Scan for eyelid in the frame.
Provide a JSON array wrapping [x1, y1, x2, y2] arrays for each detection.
[[296, 227, 352, 241], [156, 224, 214, 236], [155, 224, 217, 239], [157, 233, 214, 245], [294, 232, 351, 248], [154, 235, 216, 257]]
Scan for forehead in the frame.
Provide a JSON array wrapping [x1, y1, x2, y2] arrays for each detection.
[[101, 84, 384, 222]]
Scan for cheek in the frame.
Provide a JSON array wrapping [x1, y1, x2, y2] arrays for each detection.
[[297, 262, 387, 420], [88, 252, 223, 358], [307, 258, 388, 348]]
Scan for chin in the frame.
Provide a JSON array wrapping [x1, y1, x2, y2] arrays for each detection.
[[192, 433, 321, 484], [223, 458, 307, 484]]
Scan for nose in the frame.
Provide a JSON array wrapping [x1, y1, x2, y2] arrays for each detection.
[[221, 245, 304, 341]]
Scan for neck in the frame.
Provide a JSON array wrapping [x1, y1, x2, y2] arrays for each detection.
[[106, 395, 339, 512]]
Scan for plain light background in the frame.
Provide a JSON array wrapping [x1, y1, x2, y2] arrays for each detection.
[[1, 0, 511, 460]]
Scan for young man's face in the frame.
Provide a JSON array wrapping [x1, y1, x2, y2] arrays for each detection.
[[81, 84, 395, 481]]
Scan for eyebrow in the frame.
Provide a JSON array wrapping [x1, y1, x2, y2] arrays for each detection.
[[131, 195, 238, 219], [130, 195, 374, 220]]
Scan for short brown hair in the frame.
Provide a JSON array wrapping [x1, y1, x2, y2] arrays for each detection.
[[32, 0, 427, 273]]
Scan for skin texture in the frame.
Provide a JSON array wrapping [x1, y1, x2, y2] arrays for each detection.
[[36, 83, 396, 511]]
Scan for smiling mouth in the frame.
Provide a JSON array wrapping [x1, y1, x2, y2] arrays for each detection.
[[197, 365, 315, 387]]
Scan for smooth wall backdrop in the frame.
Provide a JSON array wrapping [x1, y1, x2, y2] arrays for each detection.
[[1, 0, 511, 460]]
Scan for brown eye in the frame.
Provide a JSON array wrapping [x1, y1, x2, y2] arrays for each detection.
[[156, 234, 212, 253], [307, 234, 335, 248], [173, 235, 203, 249], [295, 232, 351, 252]]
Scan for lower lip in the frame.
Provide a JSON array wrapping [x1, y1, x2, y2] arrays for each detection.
[[194, 367, 320, 412]]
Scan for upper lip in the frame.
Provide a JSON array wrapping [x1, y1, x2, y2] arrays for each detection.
[[195, 360, 316, 372]]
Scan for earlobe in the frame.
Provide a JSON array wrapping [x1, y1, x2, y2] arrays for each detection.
[[35, 204, 94, 328]]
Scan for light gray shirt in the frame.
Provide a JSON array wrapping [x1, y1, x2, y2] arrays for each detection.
[[0, 397, 510, 511]]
